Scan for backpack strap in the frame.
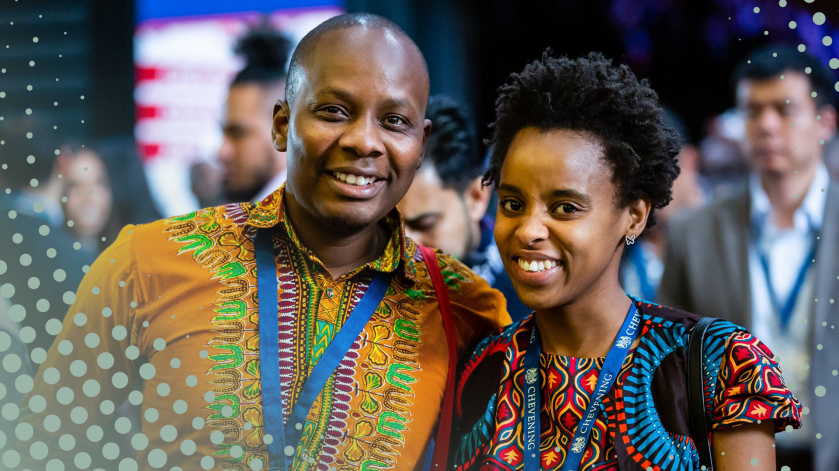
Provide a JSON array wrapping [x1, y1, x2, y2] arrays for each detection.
[[418, 246, 458, 468], [687, 316, 716, 470]]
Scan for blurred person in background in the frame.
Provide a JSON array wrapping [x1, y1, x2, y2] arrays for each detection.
[[218, 22, 292, 204], [619, 108, 706, 302], [0, 120, 94, 372], [60, 137, 161, 256], [60, 143, 113, 254], [190, 160, 225, 208], [398, 95, 530, 321], [660, 46, 839, 471]]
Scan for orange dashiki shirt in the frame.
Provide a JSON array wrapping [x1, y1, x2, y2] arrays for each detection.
[[16, 186, 510, 471]]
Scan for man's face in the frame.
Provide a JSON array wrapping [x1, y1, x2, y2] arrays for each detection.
[[219, 83, 284, 201], [398, 164, 487, 260], [276, 27, 431, 233], [738, 72, 832, 176]]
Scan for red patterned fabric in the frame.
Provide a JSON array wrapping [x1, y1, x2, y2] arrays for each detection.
[[453, 303, 802, 471]]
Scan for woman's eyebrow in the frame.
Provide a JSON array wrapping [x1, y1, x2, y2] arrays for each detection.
[[550, 189, 591, 205]]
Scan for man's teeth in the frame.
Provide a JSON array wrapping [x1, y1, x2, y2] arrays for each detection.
[[517, 259, 558, 272], [335, 172, 376, 186]]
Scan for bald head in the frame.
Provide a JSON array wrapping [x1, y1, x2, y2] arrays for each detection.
[[285, 13, 429, 106]]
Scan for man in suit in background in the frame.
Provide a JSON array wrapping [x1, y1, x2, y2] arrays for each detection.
[[660, 46, 838, 471]]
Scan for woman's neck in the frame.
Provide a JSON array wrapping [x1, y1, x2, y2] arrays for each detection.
[[534, 277, 633, 359]]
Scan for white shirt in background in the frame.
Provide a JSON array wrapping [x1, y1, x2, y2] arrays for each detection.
[[748, 164, 829, 448]]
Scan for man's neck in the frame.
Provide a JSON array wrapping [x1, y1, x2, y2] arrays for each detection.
[[760, 164, 818, 229], [535, 266, 633, 358], [283, 192, 390, 279]]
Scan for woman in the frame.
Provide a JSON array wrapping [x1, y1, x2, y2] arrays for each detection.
[[61, 145, 113, 254], [451, 52, 801, 470]]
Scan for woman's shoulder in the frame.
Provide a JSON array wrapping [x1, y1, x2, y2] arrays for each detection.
[[455, 316, 532, 420], [637, 300, 747, 339]]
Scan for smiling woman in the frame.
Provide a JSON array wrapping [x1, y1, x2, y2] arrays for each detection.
[[450, 52, 802, 471]]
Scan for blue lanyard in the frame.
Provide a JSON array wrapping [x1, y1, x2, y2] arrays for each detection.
[[522, 302, 640, 471], [255, 229, 393, 470], [752, 216, 818, 331]]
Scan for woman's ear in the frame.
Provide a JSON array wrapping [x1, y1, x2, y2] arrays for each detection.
[[626, 198, 651, 240], [272, 100, 290, 152]]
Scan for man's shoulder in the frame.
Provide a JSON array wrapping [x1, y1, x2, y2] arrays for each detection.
[[670, 187, 749, 236], [128, 202, 255, 248], [405, 240, 512, 331]]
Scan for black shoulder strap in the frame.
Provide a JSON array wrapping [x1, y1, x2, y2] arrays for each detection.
[[687, 316, 716, 470]]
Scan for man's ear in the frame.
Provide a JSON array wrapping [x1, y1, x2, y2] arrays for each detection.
[[272, 99, 290, 152], [463, 176, 492, 224], [418, 118, 432, 169], [817, 105, 838, 141]]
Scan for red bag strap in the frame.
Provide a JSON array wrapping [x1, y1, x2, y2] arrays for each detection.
[[418, 245, 458, 469]]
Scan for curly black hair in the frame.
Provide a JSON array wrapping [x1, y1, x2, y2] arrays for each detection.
[[424, 95, 483, 192], [483, 51, 681, 227]]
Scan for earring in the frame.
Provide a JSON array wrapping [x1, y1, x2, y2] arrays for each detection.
[[625, 234, 636, 246]]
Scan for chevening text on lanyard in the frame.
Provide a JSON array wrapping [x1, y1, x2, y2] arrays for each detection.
[[522, 301, 640, 471], [752, 214, 819, 332]]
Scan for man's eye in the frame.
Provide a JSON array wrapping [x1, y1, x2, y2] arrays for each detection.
[[501, 200, 522, 212], [383, 116, 408, 126]]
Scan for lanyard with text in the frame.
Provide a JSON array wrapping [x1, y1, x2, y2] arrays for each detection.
[[752, 215, 818, 331], [255, 229, 393, 471], [522, 302, 640, 471]]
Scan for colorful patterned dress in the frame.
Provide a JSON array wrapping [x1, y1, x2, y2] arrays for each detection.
[[15, 186, 510, 471], [453, 300, 802, 470]]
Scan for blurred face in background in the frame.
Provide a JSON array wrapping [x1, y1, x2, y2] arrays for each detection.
[[398, 163, 489, 260], [738, 72, 835, 177], [219, 82, 286, 202], [64, 150, 112, 239]]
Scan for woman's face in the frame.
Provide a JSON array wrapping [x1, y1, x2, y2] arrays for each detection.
[[494, 127, 641, 311], [64, 151, 112, 239]]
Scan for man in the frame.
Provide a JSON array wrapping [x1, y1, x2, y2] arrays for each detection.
[[398, 95, 529, 320], [15, 13, 509, 471], [660, 46, 838, 471], [218, 24, 292, 203]]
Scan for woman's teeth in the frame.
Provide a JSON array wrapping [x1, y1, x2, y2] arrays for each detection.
[[334, 172, 376, 186], [517, 259, 558, 272]]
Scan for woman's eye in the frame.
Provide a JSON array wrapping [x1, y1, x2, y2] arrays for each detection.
[[323, 106, 341, 114], [501, 200, 522, 212], [555, 203, 577, 214]]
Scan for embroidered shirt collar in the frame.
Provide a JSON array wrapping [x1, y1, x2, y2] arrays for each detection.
[[245, 185, 418, 282]]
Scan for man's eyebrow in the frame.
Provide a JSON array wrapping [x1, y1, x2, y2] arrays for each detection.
[[315, 86, 355, 102], [380, 96, 413, 111], [404, 212, 440, 222]]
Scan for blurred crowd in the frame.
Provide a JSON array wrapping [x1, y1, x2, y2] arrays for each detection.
[[1, 16, 839, 470]]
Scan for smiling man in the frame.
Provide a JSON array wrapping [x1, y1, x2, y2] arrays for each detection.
[[16, 13, 509, 471]]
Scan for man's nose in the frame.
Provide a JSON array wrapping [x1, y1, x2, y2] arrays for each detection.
[[339, 117, 385, 158]]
